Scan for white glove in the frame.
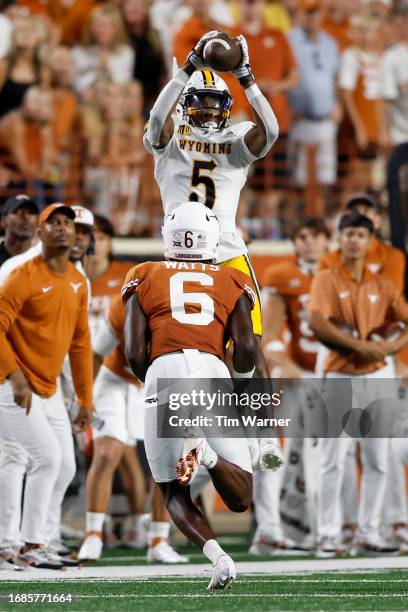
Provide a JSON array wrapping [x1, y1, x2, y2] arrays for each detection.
[[230, 34, 253, 80], [187, 30, 221, 69]]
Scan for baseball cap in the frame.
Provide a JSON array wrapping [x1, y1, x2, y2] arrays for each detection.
[[71, 205, 94, 228], [297, 0, 321, 11], [2, 194, 39, 216], [346, 192, 380, 212], [38, 203, 76, 225]]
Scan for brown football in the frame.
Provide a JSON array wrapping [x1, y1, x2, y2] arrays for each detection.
[[203, 32, 242, 72]]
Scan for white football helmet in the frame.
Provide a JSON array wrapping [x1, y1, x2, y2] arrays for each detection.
[[162, 202, 220, 262], [180, 70, 232, 134]]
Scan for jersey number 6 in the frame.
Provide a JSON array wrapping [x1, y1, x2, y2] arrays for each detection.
[[169, 272, 214, 325], [189, 160, 217, 209]]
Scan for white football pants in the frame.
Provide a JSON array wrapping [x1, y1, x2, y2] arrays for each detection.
[[0, 381, 76, 547]]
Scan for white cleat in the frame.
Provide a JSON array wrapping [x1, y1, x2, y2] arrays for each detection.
[[207, 554, 236, 590], [77, 533, 103, 561], [259, 438, 284, 471], [147, 541, 189, 564], [176, 438, 206, 486], [19, 546, 64, 570]]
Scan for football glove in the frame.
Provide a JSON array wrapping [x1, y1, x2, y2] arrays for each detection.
[[187, 30, 221, 69], [230, 34, 253, 81]]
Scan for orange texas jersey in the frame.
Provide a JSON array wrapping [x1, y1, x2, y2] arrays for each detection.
[[122, 260, 256, 363], [104, 293, 140, 386], [263, 257, 319, 372], [319, 239, 406, 293], [90, 260, 133, 334]]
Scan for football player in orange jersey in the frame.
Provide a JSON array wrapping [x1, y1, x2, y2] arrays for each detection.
[[122, 202, 258, 590], [253, 218, 330, 554]]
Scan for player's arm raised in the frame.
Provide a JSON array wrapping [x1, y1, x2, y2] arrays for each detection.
[[124, 293, 150, 383], [145, 31, 220, 150], [230, 35, 279, 158], [228, 293, 258, 376]]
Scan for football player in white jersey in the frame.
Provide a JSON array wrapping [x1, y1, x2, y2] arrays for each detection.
[[144, 32, 279, 345], [144, 32, 281, 470]]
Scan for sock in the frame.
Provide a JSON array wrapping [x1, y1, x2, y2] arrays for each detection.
[[131, 514, 144, 535], [86, 512, 105, 533], [201, 440, 218, 469], [203, 539, 226, 563], [148, 521, 170, 546]]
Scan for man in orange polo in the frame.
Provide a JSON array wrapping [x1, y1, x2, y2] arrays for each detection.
[[319, 192, 405, 292], [0, 203, 93, 569], [309, 212, 408, 557]]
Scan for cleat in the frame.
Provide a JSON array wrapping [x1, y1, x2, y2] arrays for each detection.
[[207, 554, 236, 590], [259, 438, 284, 471], [0, 547, 27, 571], [124, 513, 150, 549], [77, 532, 103, 561], [394, 526, 408, 552], [350, 535, 399, 557], [249, 538, 310, 556], [125, 537, 146, 550], [147, 541, 189, 564], [48, 541, 73, 557], [176, 438, 205, 486], [44, 547, 81, 567], [19, 546, 65, 570], [316, 537, 347, 558]]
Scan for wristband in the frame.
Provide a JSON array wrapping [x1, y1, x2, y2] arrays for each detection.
[[231, 366, 255, 379]]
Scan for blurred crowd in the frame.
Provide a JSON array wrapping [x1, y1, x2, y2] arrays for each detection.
[[0, 0, 408, 240]]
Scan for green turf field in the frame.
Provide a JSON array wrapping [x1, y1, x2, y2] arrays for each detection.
[[1, 539, 408, 611], [1, 572, 408, 611]]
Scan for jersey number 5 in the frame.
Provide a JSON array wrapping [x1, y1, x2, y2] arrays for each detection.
[[169, 272, 214, 325], [189, 160, 217, 209]]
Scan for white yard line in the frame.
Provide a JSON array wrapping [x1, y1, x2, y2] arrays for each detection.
[[1, 556, 408, 582]]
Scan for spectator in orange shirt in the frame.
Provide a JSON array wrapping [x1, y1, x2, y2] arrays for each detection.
[[232, 0, 299, 233], [0, 86, 63, 206], [46, 0, 97, 47], [172, 0, 247, 118], [46, 46, 78, 150], [0, 203, 93, 569], [321, 0, 353, 52], [339, 14, 386, 192]]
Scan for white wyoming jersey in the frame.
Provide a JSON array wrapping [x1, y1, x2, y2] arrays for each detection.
[[144, 118, 258, 262]]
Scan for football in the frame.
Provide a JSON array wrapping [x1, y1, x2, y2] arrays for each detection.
[[203, 32, 242, 72]]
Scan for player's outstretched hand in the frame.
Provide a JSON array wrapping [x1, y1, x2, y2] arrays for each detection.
[[188, 30, 220, 69], [230, 34, 252, 81], [9, 370, 32, 415], [74, 405, 94, 432]]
